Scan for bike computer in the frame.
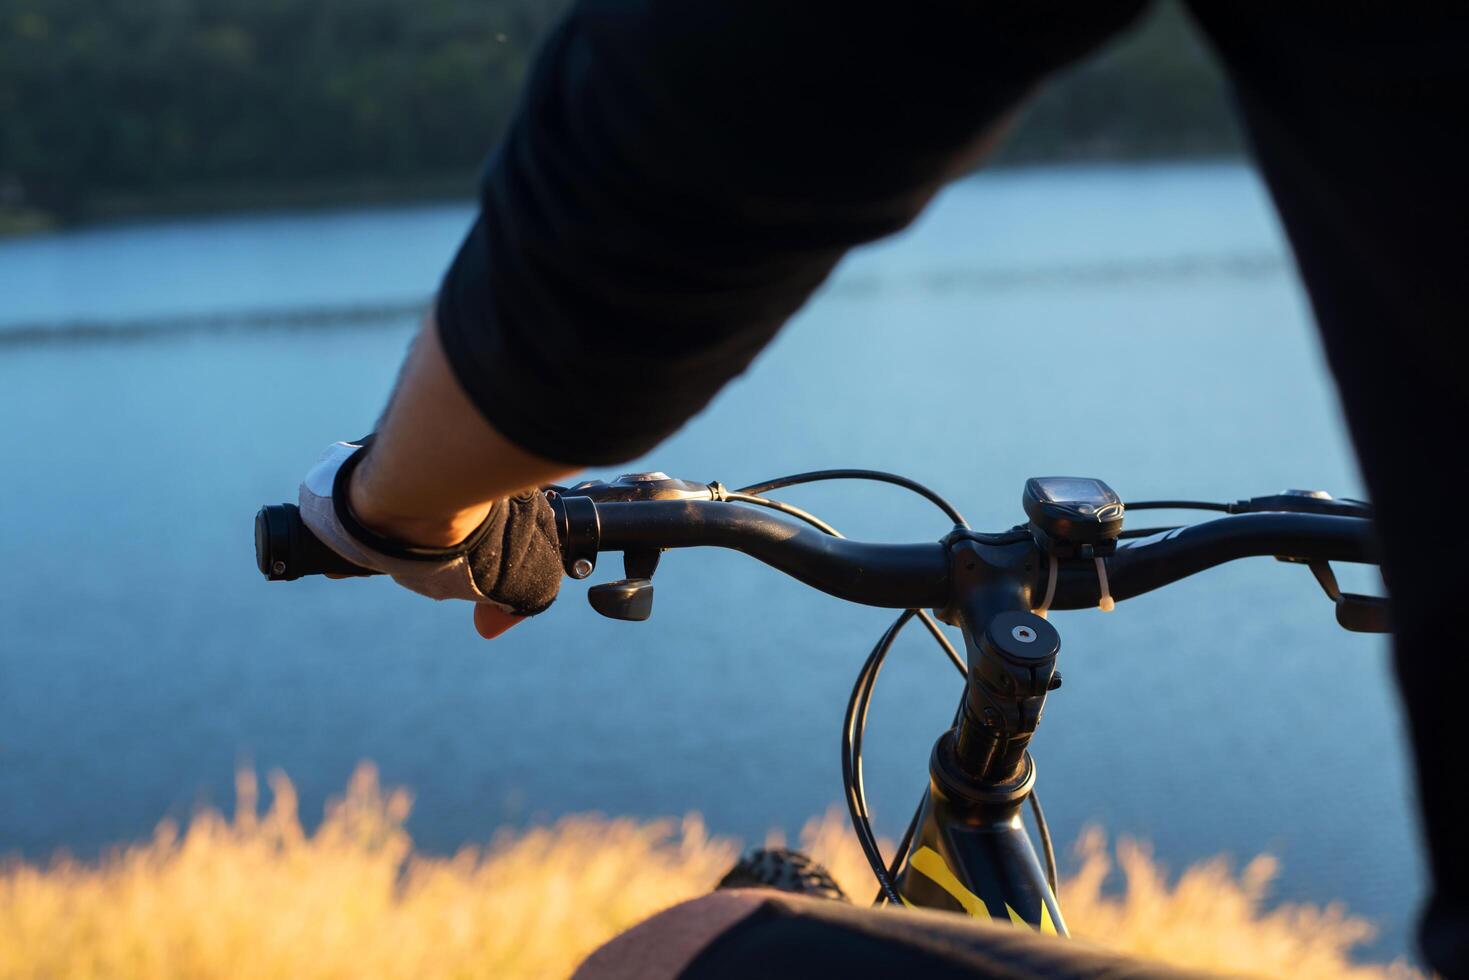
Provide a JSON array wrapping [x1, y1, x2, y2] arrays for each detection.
[[1023, 477, 1124, 552]]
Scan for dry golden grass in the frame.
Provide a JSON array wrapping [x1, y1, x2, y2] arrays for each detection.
[[0, 764, 1418, 979]]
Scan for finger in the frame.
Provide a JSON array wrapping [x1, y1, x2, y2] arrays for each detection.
[[473, 603, 525, 640]]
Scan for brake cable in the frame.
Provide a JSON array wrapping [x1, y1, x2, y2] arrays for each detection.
[[737, 469, 969, 528], [720, 491, 842, 537], [844, 610, 917, 905], [1126, 500, 1231, 512]]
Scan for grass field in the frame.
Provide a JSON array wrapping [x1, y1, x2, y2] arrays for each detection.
[[0, 764, 1418, 979]]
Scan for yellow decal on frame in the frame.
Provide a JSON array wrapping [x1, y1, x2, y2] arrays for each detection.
[[908, 846, 1057, 934]]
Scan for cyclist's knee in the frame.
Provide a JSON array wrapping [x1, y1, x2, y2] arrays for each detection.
[[573, 890, 772, 980], [577, 888, 1211, 979]]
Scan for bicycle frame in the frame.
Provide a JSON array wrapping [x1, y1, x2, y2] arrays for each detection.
[[897, 769, 1065, 934]]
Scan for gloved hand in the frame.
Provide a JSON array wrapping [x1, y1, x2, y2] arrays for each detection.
[[297, 440, 563, 618]]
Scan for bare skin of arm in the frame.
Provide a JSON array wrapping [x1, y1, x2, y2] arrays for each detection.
[[344, 311, 581, 638]]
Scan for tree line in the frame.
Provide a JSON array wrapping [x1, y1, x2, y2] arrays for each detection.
[[0, 0, 1240, 229]]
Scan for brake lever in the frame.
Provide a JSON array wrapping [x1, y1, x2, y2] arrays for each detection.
[[554, 473, 698, 622], [1309, 561, 1392, 634], [588, 578, 655, 621], [585, 549, 661, 622]]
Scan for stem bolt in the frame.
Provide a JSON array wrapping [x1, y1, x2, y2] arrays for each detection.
[[571, 558, 594, 579]]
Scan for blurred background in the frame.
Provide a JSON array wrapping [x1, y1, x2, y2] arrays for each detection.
[[0, 0, 1421, 971]]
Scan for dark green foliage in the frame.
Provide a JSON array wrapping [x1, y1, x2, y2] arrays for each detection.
[[999, 2, 1243, 165], [0, 0, 563, 220], [0, 0, 1238, 226]]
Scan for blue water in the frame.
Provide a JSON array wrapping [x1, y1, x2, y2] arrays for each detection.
[[0, 163, 1421, 960]]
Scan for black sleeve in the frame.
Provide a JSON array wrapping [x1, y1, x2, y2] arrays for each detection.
[[1184, 7, 1469, 974], [437, 0, 1145, 464]]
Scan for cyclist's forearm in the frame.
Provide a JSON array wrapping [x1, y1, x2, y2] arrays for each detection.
[[347, 312, 579, 548]]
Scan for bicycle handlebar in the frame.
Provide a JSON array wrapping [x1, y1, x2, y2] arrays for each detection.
[[1050, 513, 1378, 610], [252, 475, 1386, 915], [256, 493, 1379, 613], [592, 501, 950, 607]]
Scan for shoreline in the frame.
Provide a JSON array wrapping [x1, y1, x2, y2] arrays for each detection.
[[0, 171, 483, 239], [0, 149, 1245, 241]]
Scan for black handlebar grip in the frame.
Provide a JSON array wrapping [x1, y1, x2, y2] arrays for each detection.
[[255, 503, 377, 581]]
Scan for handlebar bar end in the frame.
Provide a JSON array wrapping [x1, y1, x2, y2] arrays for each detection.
[[254, 503, 374, 581]]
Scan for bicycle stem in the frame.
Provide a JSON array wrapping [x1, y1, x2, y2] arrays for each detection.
[[933, 535, 1060, 784], [888, 534, 1067, 930]]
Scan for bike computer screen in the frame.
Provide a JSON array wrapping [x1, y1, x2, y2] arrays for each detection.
[[1023, 477, 1124, 548]]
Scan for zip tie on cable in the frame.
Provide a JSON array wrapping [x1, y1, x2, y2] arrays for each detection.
[[1034, 553, 1058, 619], [1095, 556, 1115, 612]]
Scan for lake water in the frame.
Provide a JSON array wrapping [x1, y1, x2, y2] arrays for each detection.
[[0, 163, 1421, 961]]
